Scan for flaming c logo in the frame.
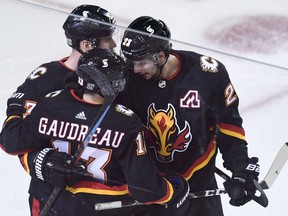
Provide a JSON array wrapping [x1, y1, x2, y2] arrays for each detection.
[[145, 103, 192, 162]]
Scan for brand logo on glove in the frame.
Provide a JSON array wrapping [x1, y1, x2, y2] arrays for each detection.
[[35, 148, 51, 181], [176, 186, 190, 208], [246, 164, 260, 173]]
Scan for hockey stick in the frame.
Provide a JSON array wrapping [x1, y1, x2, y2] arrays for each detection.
[[40, 65, 117, 216], [95, 142, 288, 211], [189, 142, 288, 198], [260, 142, 288, 189], [94, 189, 228, 211], [193, 142, 288, 203], [94, 172, 267, 211], [94, 178, 268, 211], [181, 142, 288, 200]]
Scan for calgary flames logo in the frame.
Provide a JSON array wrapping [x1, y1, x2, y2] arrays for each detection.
[[145, 103, 192, 162]]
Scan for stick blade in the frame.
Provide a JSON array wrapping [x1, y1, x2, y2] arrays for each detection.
[[252, 180, 269, 207], [260, 142, 288, 189]]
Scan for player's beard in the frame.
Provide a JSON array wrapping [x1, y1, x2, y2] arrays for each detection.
[[152, 64, 162, 81], [137, 63, 160, 81]]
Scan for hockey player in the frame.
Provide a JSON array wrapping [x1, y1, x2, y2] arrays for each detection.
[[1, 49, 190, 215], [119, 16, 261, 215], [0, 4, 117, 154]]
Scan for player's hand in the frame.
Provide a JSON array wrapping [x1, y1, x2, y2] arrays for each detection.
[[6, 96, 24, 117], [224, 157, 260, 206], [33, 148, 87, 189], [164, 175, 190, 216]]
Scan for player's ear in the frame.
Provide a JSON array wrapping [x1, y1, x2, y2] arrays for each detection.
[[79, 40, 93, 53], [157, 51, 167, 65]]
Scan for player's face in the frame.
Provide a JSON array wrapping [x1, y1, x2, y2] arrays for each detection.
[[98, 36, 117, 49], [132, 58, 159, 80]]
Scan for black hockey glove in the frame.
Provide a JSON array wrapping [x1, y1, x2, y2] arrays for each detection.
[[224, 157, 260, 206], [32, 148, 87, 189], [164, 175, 190, 216], [6, 96, 24, 117]]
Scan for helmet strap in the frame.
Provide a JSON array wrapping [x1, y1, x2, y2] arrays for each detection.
[[76, 39, 96, 55], [76, 47, 85, 55], [154, 54, 168, 80], [90, 38, 100, 49], [75, 40, 85, 55]]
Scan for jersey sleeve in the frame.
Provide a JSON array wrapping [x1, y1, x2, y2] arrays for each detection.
[[116, 116, 174, 204], [0, 99, 51, 155], [0, 62, 67, 154], [208, 63, 249, 166], [23, 62, 66, 98]]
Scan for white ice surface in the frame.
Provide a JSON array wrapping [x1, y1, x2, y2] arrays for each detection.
[[0, 0, 287, 215]]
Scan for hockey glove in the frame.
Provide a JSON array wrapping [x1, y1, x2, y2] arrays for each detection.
[[6, 96, 24, 117], [224, 157, 260, 206], [33, 148, 87, 189], [164, 175, 190, 216]]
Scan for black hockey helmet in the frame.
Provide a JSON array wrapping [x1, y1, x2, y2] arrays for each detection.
[[121, 16, 171, 61], [63, 5, 116, 50], [77, 49, 127, 94]]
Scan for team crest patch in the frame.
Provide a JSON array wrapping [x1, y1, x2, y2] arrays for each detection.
[[27, 66, 47, 80], [145, 103, 192, 162], [115, 104, 134, 116], [200, 56, 219, 73]]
